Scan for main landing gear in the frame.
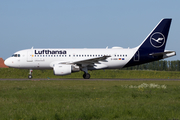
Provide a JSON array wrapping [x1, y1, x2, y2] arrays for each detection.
[[83, 72, 90, 79], [82, 67, 90, 79], [28, 69, 33, 79]]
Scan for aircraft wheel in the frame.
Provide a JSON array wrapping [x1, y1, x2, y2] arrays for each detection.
[[83, 73, 86, 79], [83, 73, 90, 79], [28, 75, 33, 79]]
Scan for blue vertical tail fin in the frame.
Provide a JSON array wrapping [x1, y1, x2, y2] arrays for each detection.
[[138, 18, 172, 52], [124, 19, 174, 68]]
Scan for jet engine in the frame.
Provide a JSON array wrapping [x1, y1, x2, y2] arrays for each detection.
[[53, 64, 80, 75]]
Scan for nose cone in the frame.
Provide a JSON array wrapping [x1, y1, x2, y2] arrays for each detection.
[[4, 58, 11, 67], [4, 57, 20, 68]]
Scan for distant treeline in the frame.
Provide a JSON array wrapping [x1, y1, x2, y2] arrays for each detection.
[[123, 60, 180, 71]]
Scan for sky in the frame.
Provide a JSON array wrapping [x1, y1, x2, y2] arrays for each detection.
[[0, 0, 180, 60]]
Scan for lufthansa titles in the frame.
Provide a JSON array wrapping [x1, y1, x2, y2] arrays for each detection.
[[35, 50, 67, 54]]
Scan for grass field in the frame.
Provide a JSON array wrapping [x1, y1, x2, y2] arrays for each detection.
[[0, 80, 180, 120], [1, 68, 180, 79]]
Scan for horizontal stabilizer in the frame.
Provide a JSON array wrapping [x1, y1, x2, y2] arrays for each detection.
[[149, 51, 176, 58]]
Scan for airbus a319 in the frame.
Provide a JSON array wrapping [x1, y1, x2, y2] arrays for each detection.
[[4, 19, 176, 79]]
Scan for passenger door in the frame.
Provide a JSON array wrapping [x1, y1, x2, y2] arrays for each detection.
[[27, 50, 33, 62]]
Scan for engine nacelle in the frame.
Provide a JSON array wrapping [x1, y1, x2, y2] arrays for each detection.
[[53, 64, 71, 75], [53, 64, 80, 76]]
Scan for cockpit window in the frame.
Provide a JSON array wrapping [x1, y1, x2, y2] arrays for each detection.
[[12, 54, 20, 57]]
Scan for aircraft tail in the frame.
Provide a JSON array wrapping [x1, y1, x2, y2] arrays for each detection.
[[138, 18, 172, 52], [124, 18, 176, 67]]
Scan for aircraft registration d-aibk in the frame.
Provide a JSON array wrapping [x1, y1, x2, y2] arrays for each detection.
[[4, 18, 176, 79]]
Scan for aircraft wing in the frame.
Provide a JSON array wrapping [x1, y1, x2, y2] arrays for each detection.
[[70, 55, 110, 65], [49, 55, 111, 68]]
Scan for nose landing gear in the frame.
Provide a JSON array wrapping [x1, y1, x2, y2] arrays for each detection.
[[28, 69, 33, 79]]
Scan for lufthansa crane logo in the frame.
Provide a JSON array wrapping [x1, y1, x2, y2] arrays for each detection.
[[150, 32, 165, 48]]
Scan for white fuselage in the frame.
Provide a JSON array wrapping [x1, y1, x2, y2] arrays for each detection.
[[5, 47, 138, 70]]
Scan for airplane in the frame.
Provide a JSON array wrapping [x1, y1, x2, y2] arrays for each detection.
[[4, 18, 176, 79]]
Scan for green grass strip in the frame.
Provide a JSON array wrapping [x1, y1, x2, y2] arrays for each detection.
[[0, 80, 180, 119], [1, 68, 180, 79]]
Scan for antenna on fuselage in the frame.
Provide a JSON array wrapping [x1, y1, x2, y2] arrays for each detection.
[[31, 47, 34, 49]]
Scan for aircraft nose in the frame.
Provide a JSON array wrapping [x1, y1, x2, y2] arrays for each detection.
[[4, 58, 11, 67]]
